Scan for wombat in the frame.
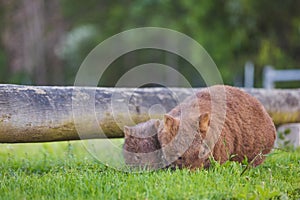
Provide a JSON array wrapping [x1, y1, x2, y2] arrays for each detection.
[[158, 85, 276, 169], [123, 85, 276, 170], [123, 119, 164, 169]]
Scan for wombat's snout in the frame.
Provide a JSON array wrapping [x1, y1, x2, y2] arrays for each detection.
[[166, 164, 176, 170]]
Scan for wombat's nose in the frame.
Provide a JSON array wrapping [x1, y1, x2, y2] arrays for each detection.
[[168, 165, 176, 170]]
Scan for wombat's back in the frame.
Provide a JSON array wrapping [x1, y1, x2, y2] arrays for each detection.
[[211, 86, 276, 166], [160, 85, 276, 169]]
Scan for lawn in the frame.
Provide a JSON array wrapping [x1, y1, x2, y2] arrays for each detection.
[[0, 140, 299, 200]]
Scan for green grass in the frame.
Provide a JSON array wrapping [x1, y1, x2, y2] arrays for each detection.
[[0, 140, 299, 200]]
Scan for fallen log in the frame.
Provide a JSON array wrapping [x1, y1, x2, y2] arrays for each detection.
[[0, 84, 299, 143]]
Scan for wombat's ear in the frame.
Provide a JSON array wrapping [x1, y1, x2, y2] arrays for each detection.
[[123, 126, 131, 138], [164, 114, 179, 130], [154, 120, 161, 129], [199, 112, 210, 136]]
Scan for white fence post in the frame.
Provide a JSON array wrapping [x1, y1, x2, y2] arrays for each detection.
[[244, 61, 254, 88], [263, 65, 275, 89]]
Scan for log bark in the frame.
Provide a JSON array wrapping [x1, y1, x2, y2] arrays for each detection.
[[0, 84, 300, 143]]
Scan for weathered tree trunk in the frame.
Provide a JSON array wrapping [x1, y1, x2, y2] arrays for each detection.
[[0, 84, 300, 143]]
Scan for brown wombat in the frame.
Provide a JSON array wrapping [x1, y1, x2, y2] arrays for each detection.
[[123, 119, 164, 169], [123, 85, 276, 170], [158, 85, 276, 169]]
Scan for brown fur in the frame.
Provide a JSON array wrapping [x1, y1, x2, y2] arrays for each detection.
[[158, 85, 276, 169], [123, 119, 164, 169]]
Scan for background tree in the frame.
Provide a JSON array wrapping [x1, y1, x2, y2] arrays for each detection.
[[1, 0, 66, 84], [0, 0, 300, 87]]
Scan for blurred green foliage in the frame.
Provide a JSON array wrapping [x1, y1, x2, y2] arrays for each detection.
[[1, 0, 300, 87], [0, 48, 7, 82], [60, 0, 300, 87]]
